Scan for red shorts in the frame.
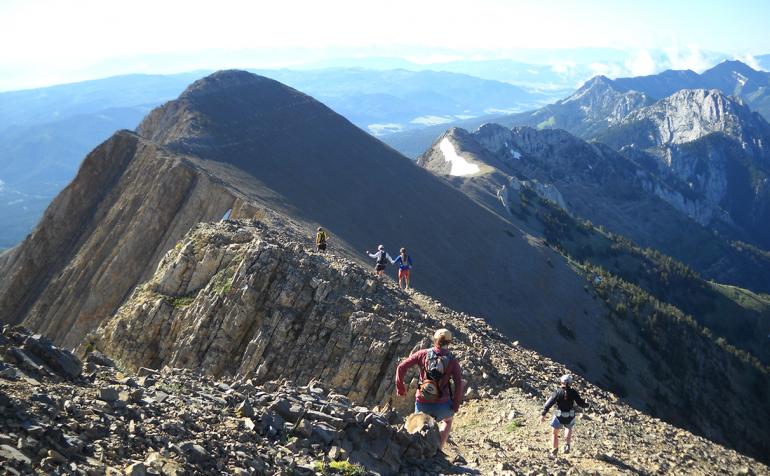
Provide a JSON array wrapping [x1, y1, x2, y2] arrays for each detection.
[[398, 268, 410, 279]]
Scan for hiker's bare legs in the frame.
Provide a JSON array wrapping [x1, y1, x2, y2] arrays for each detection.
[[564, 427, 573, 446], [439, 417, 453, 448], [405, 274, 410, 289], [552, 428, 559, 449]]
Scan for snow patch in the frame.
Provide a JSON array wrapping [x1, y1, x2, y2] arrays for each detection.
[[733, 71, 748, 86], [510, 149, 522, 160], [439, 138, 480, 176]]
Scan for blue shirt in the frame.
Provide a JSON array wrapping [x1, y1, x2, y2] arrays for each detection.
[[393, 254, 413, 270]]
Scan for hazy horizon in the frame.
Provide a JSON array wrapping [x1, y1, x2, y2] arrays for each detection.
[[2, 0, 769, 91]]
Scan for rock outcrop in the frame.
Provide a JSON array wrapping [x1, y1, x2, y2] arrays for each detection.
[[88, 220, 514, 407], [599, 89, 770, 248], [0, 326, 445, 475]]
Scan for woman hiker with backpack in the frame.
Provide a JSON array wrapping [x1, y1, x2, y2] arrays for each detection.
[[316, 227, 328, 252], [540, 374, 588, 456], [395, 328, 463, 449], [366, 245, 394, 277], [392, 247, 413, 289]]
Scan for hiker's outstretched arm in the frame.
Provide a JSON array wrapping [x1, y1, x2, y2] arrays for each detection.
[[541, 391, 558, 416], [395, 351, 423, 395], [451, 362, 463, 411], [368, 252, 378, 258], [388, 253, 395, 264]]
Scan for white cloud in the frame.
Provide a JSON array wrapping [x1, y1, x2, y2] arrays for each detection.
[[736, 54, 762, 71], [0, 179, 4, 191], [624, 50, 658, 76], [662, 45, 713, 72], [411, 115, 453, 126]]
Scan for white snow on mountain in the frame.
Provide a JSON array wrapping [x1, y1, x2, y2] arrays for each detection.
[[439, 137, 480, 176]]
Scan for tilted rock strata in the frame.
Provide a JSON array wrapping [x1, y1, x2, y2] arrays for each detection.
[[0, 132, 261, 349]]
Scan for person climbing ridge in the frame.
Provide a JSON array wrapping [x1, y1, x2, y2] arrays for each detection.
[[540, 374, 587, 457], [366, 245, 394, 277], [393, 247, 413, 290], [395, 328, 463, 450], [316, 227, 328, 252]]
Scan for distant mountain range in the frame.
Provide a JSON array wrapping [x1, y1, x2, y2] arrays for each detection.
[[383, 59, 770, 157]]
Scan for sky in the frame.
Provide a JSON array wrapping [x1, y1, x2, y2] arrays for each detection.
[[1, 0, 769, 91]]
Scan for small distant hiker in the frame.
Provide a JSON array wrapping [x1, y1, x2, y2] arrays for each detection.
[[396, 328, 463, 450], [366, 245, 394, 277], [316, 227, 328, 252], [540, 374, 588, 456], [393, 247, 413, 289]]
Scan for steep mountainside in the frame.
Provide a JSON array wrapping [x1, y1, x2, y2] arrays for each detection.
[[0, 70, 599, 370], [598, 89, 770, 248], [418, 124, 770, 293], [418, 124, 770, 366], [0, 68, 541, 248], [91, 220, 769, 464]]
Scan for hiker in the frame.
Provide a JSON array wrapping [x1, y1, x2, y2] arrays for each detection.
[[366, 245, 394, 277], [540, 374, 587, 456], [316, 227, 328, 252], [393, 247, 413, 289], [396, 328, 463, 449]]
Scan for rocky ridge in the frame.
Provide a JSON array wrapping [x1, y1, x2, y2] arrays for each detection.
[[0, 326, 445, 475], [1, 239, 768, 474]]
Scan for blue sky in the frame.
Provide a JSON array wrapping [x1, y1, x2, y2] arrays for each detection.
[[0, 0, 768, 90]]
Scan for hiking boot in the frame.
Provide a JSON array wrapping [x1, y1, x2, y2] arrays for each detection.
[[550, 447, 558, 457], [564, 443, 571, 454]]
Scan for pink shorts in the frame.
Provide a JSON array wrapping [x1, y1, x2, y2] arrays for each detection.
[[398, 269, 410, 279]]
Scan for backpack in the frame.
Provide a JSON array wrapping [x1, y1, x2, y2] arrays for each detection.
[[317, 231, 326, 244], [377, 251, 389, 265], [419, 349, 453, 401]]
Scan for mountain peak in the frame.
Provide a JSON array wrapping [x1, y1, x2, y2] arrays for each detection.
[[704, 59, 758, 76], [136, 69, 334, 158], [568, 75, 616, 97]]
